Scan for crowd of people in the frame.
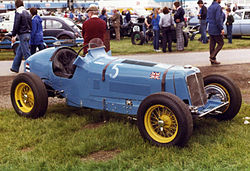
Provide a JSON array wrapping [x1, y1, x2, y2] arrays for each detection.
[[9, 0, 238, 73]]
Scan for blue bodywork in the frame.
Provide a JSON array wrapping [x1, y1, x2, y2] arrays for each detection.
[[24, 46, 224, 116]]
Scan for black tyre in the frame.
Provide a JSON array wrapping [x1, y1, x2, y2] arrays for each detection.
[[137, 92, 193, 147], [131, 31, 144, 45], [12, 43, 18, 55], [145, 30, 153, 44], [183, 32, 189, 47], [1, 36, 11, 42], [11, 73, 48, 119], [204, 74, 242, 120]]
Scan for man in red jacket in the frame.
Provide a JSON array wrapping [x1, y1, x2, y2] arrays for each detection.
[[82, 6, 106, 54]]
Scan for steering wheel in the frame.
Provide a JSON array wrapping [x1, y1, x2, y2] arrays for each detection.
[[76, 43, 100, 58]]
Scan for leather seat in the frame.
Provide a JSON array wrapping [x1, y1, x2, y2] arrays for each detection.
[[52, 47, 77, 78]]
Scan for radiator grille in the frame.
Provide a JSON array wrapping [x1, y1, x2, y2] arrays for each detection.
[[186, 73, 207, 106]]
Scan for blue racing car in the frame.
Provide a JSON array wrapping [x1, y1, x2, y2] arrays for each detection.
[[10, 38, 242, 147]]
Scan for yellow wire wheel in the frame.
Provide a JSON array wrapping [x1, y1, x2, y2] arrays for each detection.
[[137, 92, 193, 146], [14, 82, 34, 113], [144, 104, 178, 143], [11, 73, 48, 118]]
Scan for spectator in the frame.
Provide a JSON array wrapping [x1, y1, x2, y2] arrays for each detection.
[[99, 8, 107, 25], [111, 9, 121, 40], [159, 8, 164, 18], [174, 1, 185, 51], [82, 6, 106, 54], [197, 0, 208, 44], [64, 11, 68, 18], [29, 7, 45, 55], [151, 8, 161, 52], [77, 11, 82, 22], [225, 8, 234, 44], [69, 10, 74, 20], [125, 10, 131, 23], [159, 7, 174, 53], [143, 13, 153, 37], [232, 3, 238, 12], [207, 0, 224, 65], [10, 0, 32, 73]]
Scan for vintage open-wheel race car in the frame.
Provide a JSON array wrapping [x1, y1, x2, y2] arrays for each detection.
[[11, 38, 242, 147]]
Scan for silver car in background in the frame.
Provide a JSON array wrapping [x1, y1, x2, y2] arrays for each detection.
[[224, 9, 250, 37]]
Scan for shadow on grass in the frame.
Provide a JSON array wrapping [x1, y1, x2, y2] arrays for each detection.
[[46, 103, 137, 126]]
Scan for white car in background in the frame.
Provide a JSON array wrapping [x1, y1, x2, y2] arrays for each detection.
[[0, 11, 15, 32], [224, 9, 250, 37]]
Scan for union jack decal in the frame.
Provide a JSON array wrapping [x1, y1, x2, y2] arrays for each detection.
[[150, 72, 161, 80]]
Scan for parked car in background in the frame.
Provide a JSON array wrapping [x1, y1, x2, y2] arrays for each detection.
[[0, 11, 15, 32], [224, 9, 250, 37], [185, 17, 201, 41], [41, 16, 82, 39]]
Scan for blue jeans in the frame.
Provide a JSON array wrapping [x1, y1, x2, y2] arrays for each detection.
[[30, 44, 45, 55], [143, 24, 146, 37], [226, 25, 232, 43], [153, 29, 160, 50], [11, 33, 31, 72], [200, 20, 208, 43]]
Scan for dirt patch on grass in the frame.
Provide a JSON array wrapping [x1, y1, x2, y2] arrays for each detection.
[[82, 122, 105, 129], [0, 63, 249, 109], [20, 147, 33, 152], [81, 149, 121, 162]]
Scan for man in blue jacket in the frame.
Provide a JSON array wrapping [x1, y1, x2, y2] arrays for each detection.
[[207, 0, 224, 65], [10, 0, 32, 73], [30, 7, 45, 55]]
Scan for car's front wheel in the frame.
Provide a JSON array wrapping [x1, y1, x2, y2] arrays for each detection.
[[11, 73, 48, 118], [137, 92, 193, 147], [204, 74, 242, 120], [131, 31, 144, 45]]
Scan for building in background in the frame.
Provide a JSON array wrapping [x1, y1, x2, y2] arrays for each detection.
[[0, 0, 250, 12]]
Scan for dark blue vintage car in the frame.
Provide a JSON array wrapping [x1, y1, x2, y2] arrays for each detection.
[[11, 39, 242, 147]]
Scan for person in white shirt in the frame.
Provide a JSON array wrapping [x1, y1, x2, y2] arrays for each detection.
[[159, 7, 174, 52]]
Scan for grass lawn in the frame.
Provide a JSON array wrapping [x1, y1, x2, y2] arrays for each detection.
[[0, 103, 249, 170], [1, 35, 250, 60]]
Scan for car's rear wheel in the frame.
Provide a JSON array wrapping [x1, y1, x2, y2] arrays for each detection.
[[1, 36, 11, 42], [137, 92, 193, 147], [204, 74, 242, 120], [11, 73, 48, 118]]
